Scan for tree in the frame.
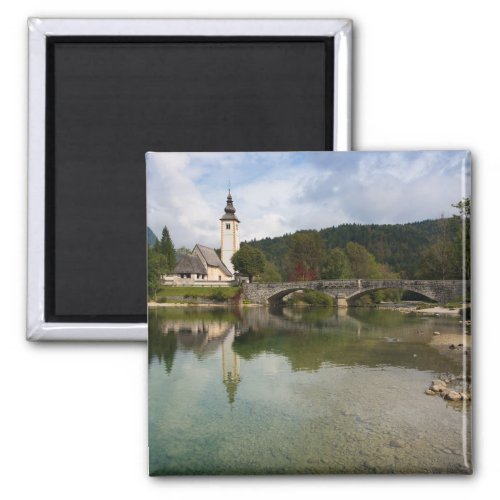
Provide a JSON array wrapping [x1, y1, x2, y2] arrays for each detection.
[[231, 245, 266, 283], [148, 248, 168, 300], [175, 246, 191, 263], [418, 216, 458, 279], [286, 231, 326, 281], [344, 242, 380, 278], [155, 226, 176, 272], [321, 247, 352, 279], [452, 198, 471, 280], [255, 260, 283, 283]]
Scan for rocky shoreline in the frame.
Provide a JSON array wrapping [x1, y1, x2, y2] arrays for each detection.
[[425, 376, 471, 402]]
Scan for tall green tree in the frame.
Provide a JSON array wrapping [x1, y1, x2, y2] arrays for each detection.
[[155, 226, 176, 272], [344, 242, 380, 278], [231, 245, 266, 283], [452, 198, 470, 280], [255, 260, 282, 283], [148, 247, 168, 300], [418, 216, 458, 279], [321, 247, 352, 279], [286, 231, 326, 281]]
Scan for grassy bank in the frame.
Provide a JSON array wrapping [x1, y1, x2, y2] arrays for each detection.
[[152, 285, 241, 303]]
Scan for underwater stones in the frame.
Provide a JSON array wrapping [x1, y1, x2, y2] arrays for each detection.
[[433, 331, 441, 335], [389, 439, 405, 448]]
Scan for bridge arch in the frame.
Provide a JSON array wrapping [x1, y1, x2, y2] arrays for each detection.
[[266, 287, 334, 304], [346, 285, 438, 305]]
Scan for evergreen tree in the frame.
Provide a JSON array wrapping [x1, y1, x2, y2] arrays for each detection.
[[155, 226, 176, 272]]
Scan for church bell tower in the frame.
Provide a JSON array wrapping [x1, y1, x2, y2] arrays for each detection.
[[220, 190, 240, 275]]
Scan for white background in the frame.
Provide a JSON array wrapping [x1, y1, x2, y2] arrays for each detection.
[[1, 1, 498, 498]]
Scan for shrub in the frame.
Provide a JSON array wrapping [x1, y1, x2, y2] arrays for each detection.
[[210, 289, 227, 302]]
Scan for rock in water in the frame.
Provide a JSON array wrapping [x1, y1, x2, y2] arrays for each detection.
[[445, 391, 462, 401], [425, 389, 436, 396], [433, 331, 440, 335]]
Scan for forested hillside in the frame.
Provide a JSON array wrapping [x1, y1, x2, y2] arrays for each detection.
[[246, 217, 463, 280]]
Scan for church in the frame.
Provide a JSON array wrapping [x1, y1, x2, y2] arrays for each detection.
[[164, 191, 241, 285]]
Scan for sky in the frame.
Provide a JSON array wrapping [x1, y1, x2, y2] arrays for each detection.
[[146, 151, 471, 250]]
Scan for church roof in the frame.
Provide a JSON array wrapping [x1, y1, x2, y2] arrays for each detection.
[[220, 191, 240, 222], [173, 254, 207, 275], [195, 244, 232, 276]]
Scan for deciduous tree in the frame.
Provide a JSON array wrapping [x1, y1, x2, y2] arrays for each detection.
[[231, 245, 266, 283], [286, 231, 326, 281], [321, 247, 352, 279]]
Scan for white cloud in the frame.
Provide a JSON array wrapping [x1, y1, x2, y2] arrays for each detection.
[[146, 151, 470, 247]]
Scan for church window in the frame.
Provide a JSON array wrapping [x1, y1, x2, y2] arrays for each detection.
[[226, 223, 231, 230]]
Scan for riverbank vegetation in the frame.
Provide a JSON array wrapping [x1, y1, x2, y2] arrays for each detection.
[[152, 285, 241, 304]]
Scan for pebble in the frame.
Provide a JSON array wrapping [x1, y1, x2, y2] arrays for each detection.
[[389, 439, 405, 448], [433, 331, 440, 335]]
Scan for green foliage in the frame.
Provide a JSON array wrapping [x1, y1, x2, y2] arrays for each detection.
[[321, 247, 351, 279], [247, 217, 465, 280], [209, 289, 227, 302], [156, 286, 240, 300], [255, 260, 283, 283], [175, 246, 191, 262], [287, 289, 334, 306], [417, 215, 462, 279], [452, 197, 471, 280], [287, 231, 326, 281], [231, 245, 266, 283], [155, 226, 176, 272], [344, 242, 380, 279], [148, 248, 168, 300]]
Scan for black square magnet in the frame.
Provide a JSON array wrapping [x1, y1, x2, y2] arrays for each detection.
[[27, 18, 352, 340]]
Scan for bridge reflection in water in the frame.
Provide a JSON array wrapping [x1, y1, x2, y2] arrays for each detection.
[[148, 306, 467, 405]]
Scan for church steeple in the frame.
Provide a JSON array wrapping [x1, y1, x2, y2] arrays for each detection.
[[220, 190, 240, 275], [220, 190, 240, 222]]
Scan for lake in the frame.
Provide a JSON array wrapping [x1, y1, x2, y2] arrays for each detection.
[[148, 306, 471, 475]]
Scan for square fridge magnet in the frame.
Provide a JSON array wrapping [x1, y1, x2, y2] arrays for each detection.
[[147, 151, 471, 474], [27, 18, 352, 341]]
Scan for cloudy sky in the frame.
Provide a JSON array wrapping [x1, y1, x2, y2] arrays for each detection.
[[146, 151, 471, 250]]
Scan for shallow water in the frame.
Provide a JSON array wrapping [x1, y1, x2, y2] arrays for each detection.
[[148, 306, 471, 475]]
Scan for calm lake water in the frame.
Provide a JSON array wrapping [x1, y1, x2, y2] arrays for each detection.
[[148, 306, 471, 475]]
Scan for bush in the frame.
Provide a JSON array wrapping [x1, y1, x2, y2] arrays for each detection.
[[209, 289, 227, 302]]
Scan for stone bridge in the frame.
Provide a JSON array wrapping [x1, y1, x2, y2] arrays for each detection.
[[242, 279, 467, 307]]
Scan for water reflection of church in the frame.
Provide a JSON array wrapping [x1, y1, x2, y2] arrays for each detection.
[[160, 320, 241, 405]]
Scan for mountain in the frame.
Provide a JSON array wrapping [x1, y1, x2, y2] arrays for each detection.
[[245, 218, 461, 279], [147, 227, 159, 247]]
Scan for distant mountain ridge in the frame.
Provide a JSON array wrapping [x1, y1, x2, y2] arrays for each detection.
[[147, 227, 159, 247], [245, 218, 460, 279]]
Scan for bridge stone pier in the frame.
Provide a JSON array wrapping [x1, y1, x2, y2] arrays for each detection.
[[242, 280, 467, 307]]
